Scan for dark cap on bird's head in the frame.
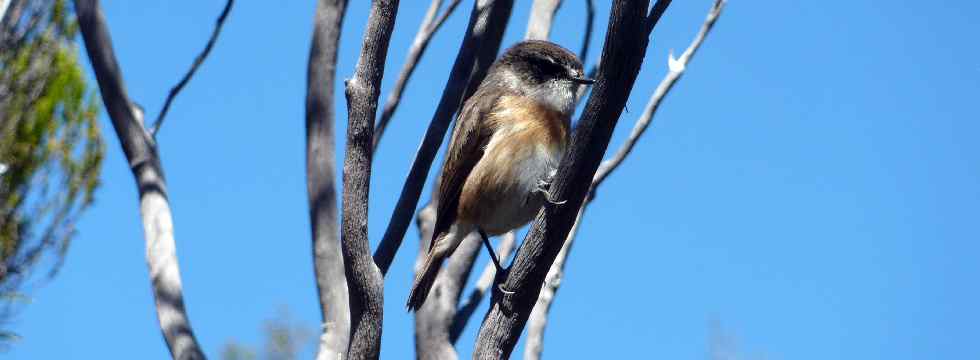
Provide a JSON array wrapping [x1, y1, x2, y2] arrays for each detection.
[[490, 40, 594, 86]]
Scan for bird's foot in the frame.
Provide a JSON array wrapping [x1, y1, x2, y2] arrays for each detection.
[[535, 179, 566, 205]]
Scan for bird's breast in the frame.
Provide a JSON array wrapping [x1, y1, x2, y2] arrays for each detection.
[[457, 96, 569, 234]]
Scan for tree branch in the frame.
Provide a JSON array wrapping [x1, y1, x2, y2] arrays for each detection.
[[524, 0, 561, 40], [373, 0, 462, 151], [449, 231, 514, 343], [579, 0, 595, 61], [74, 0, 208, 358], [523, 1, 725, 358], [151, 0, 234, 138], [372, 0, 515, 277], [596, 0, 724, 186], [523, 205, 584, 360], [305, 0, 350, 359], [412, 203, 481, 360], [340, 0, 399, 358], [472, 1, 672, 358]]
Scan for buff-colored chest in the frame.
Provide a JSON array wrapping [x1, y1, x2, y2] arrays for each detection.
[[457, 95, 569, 234]]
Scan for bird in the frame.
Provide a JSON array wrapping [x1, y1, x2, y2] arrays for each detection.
[[407, 40, 594, 311]]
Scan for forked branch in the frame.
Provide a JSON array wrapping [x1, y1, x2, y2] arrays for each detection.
[[73, 0, 236, 358], [525, 1, 727, 358]]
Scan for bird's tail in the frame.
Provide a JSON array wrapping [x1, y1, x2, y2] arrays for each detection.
[[407, 252, 446, 312]]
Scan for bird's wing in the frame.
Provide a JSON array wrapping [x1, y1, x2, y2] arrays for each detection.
[[429, 90, 502, 251]]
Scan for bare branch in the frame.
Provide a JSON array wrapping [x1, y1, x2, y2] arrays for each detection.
[[412, 203, 482, 360], [596, 0, 724, 186], [372, 0, 515, 277], [525, 0, 561, 40], [373, 0, 462, 151], [305, 0, 350, 358], [449, 231, 514, 343], [151, 0, 234, 138], [579, 0, 595, 60], [646, 0, 671, 34], [524, 2, 726, 358], [340, 0, 399, 358], [472, 1, 672, 358], [74, 0, 207, 358]]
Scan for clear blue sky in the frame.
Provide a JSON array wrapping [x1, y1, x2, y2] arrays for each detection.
[[10, 0, 980, 359]]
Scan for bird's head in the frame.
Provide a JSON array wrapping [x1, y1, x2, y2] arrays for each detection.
[[490, 40, 593, 115]]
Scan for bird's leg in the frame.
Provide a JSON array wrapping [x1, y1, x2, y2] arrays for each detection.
[[534, 169, 567, 205], [478, 228, 514, 295]]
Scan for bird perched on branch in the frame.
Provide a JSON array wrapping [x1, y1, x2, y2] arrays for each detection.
[[407, 40, 594, 311]]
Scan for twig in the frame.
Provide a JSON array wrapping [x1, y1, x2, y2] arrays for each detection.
[[305, 0, 351, 358], [373, 0, 462, 151], [596, 0, 724, 185], [524, 2, 726, 358], [525, 0, 561, 40], [472, 1, 671, 358], [151, 0, 234, 137], [646, 0, 671, 34], [579, 0, 594, 61], [74, 0, 209, 358], [372, 0, 515, 277]]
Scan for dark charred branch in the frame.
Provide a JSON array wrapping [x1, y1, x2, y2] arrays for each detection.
[[305, 0, 350, 358], [340, 0, 399, 359], [523, 4, 725, 357], [151, 0, 233, 137], [373, 0, 462, 151], [471, 1, 672, 358], [579, 0, 595, 61], [373, 0, 514, 277]]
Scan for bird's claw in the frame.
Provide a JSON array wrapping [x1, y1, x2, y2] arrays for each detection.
[[534, 179, 566, 205], [497, 283, 515, 295]]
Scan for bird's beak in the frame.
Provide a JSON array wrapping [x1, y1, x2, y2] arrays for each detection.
[[570, 76, 595, 85]]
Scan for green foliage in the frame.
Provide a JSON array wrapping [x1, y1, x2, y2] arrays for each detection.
[[0, 0, 104, 320]]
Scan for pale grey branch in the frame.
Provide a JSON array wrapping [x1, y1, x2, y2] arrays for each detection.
[[524, 0, 561, 40], [305, 0, 351, 358], [449, 231, 514, 343], [74, 0, 209, 358]]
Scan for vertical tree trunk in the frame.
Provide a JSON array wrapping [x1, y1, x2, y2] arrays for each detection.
[[305, 1, 351, 358], [340, 0, 399, 359]]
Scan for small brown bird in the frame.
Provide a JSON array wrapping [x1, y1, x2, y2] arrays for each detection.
[[407, 40, 593, 311]]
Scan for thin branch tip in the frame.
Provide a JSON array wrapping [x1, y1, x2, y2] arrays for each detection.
[[151, 0, 235, 137]]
